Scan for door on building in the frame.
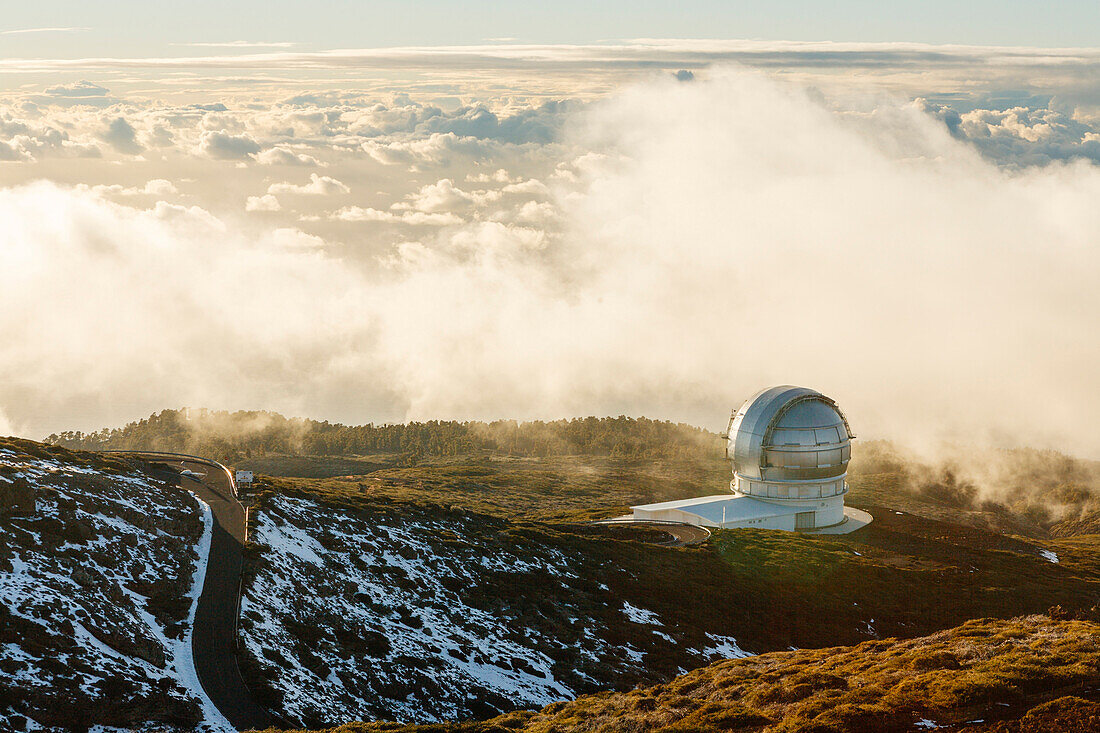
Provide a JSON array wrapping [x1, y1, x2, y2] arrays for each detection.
[[795, 511, 816, 530]]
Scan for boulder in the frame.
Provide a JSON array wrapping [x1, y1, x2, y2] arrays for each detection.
[[0, 478, 36, 516], [62, 518, 96, 543], [130, 636, 167, 668], [71, 568, 96, 588]]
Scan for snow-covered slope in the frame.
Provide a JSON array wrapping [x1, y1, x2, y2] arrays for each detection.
[[240, 494, 748, 728], [0, 440, 222, 732]]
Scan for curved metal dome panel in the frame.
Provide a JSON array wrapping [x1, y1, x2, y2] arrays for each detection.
[[728, 385, 852, 483]]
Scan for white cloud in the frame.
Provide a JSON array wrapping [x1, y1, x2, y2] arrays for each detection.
[[0, 119, 102, 161], [507, 200, 557, 224], [142, 179, 178, 196], [387, 177, 549, 218], [394, 179, 475, 213], [29, 80, 117, 108], [267, 173, 349, 195], [361, 133, 496, 167], [40, 80, 109, 97], [100, 117, 143, 155], [467, 169, 519, 184], [172, 40, 298, 48], [0, 27, 87, 35], [269, 227, 326, 248], [146, 200, 225, 231], [0, 140, 33, 162], [5, 39, 1099, 78], [255, 146, 322, 166], [918, 100, 1100, 165], [198, 130, 262, 160], [246, 194, 282, 212], [79, 179, 179, 197], [330, 206, 463, 226], [501, 179, 548, 195], [0, 181, 359, 436]]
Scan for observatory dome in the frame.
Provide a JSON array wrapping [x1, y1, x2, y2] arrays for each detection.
[[630, 384, 868, 532], [727, 385, 853, 501]]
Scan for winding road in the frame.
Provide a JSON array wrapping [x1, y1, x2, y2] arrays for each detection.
[[111, 452, 272, 731], [651, 523, 712, 547]]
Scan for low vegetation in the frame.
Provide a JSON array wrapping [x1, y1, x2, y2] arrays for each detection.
[[47, 409, 1100, 538], [251, 453, 729, 522], [251, 614, 1100, 733]]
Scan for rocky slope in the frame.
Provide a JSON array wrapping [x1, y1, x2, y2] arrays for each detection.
[[260, 614, 1100, 733], [0, 439, 225, 732], [239, 494, 746, 728]]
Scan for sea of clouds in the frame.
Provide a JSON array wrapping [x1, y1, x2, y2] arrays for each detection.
[[1, 64, 1099, 455]]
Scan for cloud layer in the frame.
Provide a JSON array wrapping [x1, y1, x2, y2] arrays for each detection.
[[1, 69, 1099, 458]]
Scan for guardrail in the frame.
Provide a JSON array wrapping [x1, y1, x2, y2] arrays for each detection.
[[589, 518, 707, 527], [98, 450, 237, 498], [581, 517, 713, 545]]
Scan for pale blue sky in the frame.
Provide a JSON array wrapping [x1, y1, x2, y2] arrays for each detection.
[[1, 1, 1098, 58]]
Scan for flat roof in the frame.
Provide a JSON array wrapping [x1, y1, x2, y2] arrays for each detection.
[[632, 494, 805, 524]]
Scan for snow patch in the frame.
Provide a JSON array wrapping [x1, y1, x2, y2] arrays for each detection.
[[702, 633, 750, 659], [243, 495, 710, 724], [621, 602, 662, 625]]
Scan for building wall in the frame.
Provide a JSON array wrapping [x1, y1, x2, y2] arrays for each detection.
[[720, 513, 797, 531], [748, 494, 846, 527]]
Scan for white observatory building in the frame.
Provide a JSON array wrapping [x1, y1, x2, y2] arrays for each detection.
[[631, 385, 868, 532]]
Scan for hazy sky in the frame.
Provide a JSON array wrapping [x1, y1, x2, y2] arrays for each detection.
[[2, 8, 1100, 454], [3, 1, 1100, 53]]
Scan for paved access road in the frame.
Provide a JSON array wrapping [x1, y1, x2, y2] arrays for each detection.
[[125, 454, 272, 731]]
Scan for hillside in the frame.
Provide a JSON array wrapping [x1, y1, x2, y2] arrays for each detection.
[[14, 416, 1100, 732], [0, 438, 228, 731], [236, 490, 748, 728], [266, 614, 1100, 733], [233, 464, 1100, 728]]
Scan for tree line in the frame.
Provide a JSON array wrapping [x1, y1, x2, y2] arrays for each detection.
[[47, 409, 718, 463]]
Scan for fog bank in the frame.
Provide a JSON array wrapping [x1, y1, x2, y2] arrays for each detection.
[[1, 69, 1098, 455]]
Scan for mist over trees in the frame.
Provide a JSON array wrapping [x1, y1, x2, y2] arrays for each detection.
[[47, 409, 718, 463], [47, 409, 1100, 537]]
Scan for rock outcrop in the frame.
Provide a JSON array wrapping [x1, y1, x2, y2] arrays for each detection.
[[0, 477, 35, 516]]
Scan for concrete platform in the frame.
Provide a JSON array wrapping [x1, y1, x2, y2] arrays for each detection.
[[801, 506, 873, 535]]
